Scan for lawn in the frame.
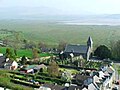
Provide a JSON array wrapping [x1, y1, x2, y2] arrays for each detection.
[[59, 68, 79, 74], [0, 47, 53, 58]]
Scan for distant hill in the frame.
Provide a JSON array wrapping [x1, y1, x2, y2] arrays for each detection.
[[102, 14, 120, 19], [1, 6, 120, 22]]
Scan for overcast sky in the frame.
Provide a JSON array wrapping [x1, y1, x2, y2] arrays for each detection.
[[0, 0, 120, 15]]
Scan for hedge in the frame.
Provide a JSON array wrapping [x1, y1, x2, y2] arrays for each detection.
[[9, 71, 67, 85], [11, 79, 40, 88]]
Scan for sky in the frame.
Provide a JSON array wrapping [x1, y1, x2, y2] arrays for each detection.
[[0, 0, 120, 16]]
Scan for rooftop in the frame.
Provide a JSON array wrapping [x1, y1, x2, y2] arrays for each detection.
[[64, 44, 88, 54]]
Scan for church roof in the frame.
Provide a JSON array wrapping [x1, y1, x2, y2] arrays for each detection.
[[64, 44, 88, 54]]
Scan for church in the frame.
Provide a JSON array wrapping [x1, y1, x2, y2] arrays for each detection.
[[64, 37, 93, 60]]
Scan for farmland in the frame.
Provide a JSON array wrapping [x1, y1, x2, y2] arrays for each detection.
[[0, 20, 120, 47]]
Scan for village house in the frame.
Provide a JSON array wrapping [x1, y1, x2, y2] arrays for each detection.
[[39, 83, 66, 90], [0, 56, 18, 70], [36, 65, 115, 90], [0, 56, 6, 68], [4, 60, 18, 70], [34, 64, 47, 72], [67, 65, 115, 90], [20, 64, 47, 73], [90, 65, 115, 90]]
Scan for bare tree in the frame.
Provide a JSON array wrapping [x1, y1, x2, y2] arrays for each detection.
[[38, 42, 47, 48], [58, 41, 67, 51], [48, 60, 59, 77], [32, 48, 39, 61]]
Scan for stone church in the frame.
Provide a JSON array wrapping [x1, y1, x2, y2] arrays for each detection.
[[64, 36, 93, 60]]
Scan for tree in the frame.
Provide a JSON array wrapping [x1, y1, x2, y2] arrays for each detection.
[[21, 55, 27, 65], [94, 45, 111, 59], [38, 42, 47, 49], [48, 60, 59, 77], [12, 32, 22, 56], [32, 48, 39, 60], [5, 48, 12, 58], [24, 41, 36, 49], [111, 40, 120, 60], [58, 41, 67, 51], [5, 48, 16, 60]]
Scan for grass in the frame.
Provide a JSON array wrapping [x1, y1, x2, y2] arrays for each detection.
[[0, 20, 120, 47], [0, 47, 53, 58], [59, 68, 79, 74]]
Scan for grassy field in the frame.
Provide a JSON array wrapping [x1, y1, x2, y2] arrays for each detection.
[[0, 47, 53, 58], [0, 20, 120, 47]]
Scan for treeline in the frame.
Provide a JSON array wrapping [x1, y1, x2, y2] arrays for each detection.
[[94, 40, 120, 61]]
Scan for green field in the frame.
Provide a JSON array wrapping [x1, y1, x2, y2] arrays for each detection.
[[0, 20, 120, 47], [0, 47, 52, 58]]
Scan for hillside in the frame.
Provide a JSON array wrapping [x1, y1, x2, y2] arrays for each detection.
[[0, 20, 120, 47]]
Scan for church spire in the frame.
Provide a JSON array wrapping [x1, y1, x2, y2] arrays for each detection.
[[87, 36, 93, 48]]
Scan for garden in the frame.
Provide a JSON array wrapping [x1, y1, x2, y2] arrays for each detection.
[[0, 70, 33, 90], [0, 69, 69, 89]]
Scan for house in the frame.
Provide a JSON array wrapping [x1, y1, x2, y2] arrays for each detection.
[[40, 47, 50, 53], [93, 75, 101, 86], [64, 37, 93, 60], [39, 84, 66, 90], [4, 60, 18, 70], [34, 64, 47, 72], [20, 65, 36, 73], [68, 86, 83, 90], [20, 64, 47, 73], [90, 65, 115, 90], [73, 73, 100, 90], [102, 66, 115, 90], [73, 74, 93, 86], [86, 83, 98, 90], [0, 56, 6, 68], [0, 53, 3, 56], [0, 56, 18, 70]]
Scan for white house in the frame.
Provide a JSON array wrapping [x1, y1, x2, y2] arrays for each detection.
[[38, 86, 51, 90], [0, 56, 18, 70], [4, 60, 18, 70], [102, 66, 115, 90]]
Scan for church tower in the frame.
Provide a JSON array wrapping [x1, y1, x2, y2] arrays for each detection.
[[87, 36, 93, 51]]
